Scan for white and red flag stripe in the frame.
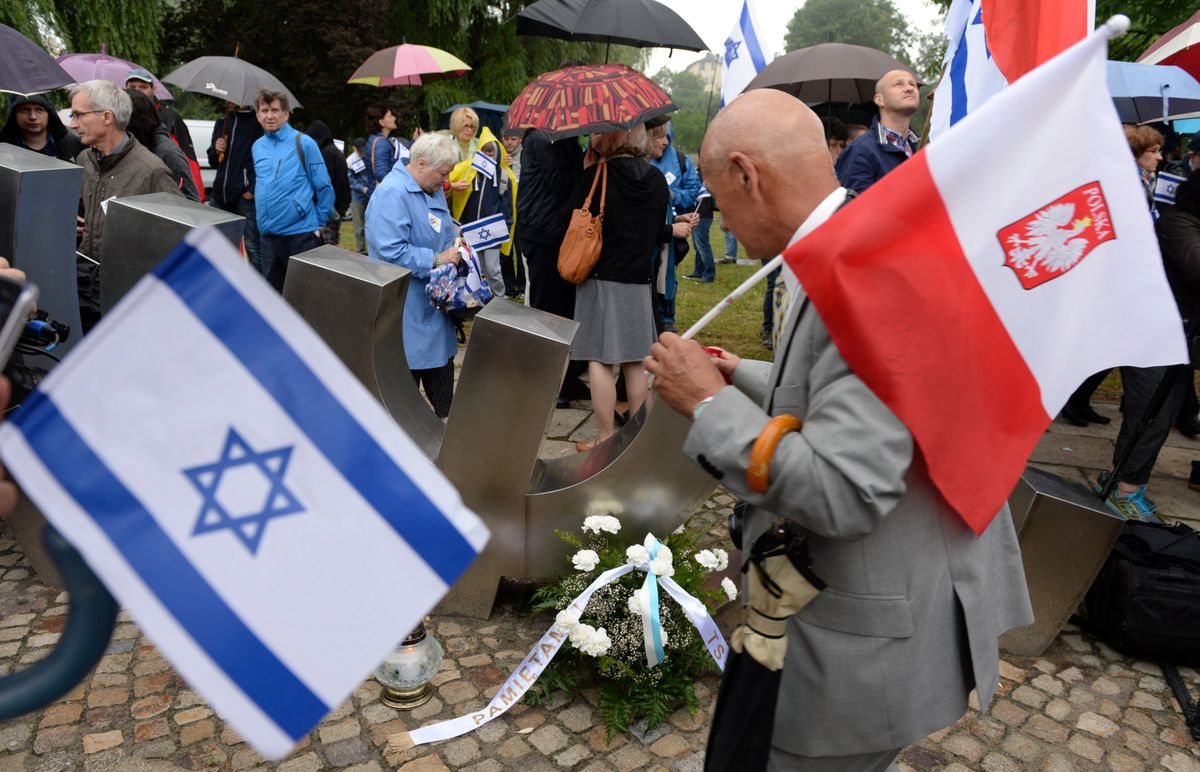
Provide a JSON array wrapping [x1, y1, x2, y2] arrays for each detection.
[[785, 18, 1187, 535]]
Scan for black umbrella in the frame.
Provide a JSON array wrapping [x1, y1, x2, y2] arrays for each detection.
[[517, 0, 706, 61], [0, 24, 74, 97], [162, 56, 301, 109], [746, 42, 922, 104]]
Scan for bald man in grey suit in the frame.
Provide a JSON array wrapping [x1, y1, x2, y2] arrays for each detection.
[[645, 90, 1033, 771]]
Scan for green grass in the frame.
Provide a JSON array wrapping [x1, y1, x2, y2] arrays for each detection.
[[673, 216, 775, 361]]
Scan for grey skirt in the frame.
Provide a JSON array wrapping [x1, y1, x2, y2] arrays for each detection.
[[572, 278, 657, 364]]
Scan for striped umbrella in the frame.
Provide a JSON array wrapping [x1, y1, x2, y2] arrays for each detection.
[[347, 44, 470, 87], [505, 64, 676, 140], [1138, 9, 1200, 82]]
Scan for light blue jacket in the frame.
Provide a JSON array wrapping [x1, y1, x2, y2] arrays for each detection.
[[251, 123, 333, 236], [650, 130, 701, 216], [365, 162, 457, 370]]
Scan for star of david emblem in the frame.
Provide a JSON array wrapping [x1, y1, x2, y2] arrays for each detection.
[[183, 428, 304, 556], [478, 228, 491, 240], [724, 38, 741, 67]]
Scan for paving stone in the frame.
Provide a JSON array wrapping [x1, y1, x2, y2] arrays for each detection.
[[476, 719, 508, 743], [130, 693, 172, 720], [463, 760, 504, 772], [515, 709, 546, 731], [1161, 751, 1200, 772], [627, 719, 670, 746], [1039, 751, 1079, 771], [93, 653, 132, 674], [460, 653, 492, 667], [1107, 751, 1147, 772], [559, 704, 597, 733], [90, 674, 127, 688], [1058, 667, 1084, 683], [980, 751, 1021, 772], [647, 734, 691, 759], [941, 733, 984, 763], [438, 679, 480, 705], [1024, 715, 1069, 744], [33, 725, 78, 754], [179, 720, 214, 746], [278, 750, 324, 771], [133, 719, 169, 744], [585, 726, 626, 752], [1131, 690, 1165, 711], [1067, 733, 1104, 763], [369, 718, 407, 748], [1076, 710, 1120, 737], [1011, 685, 1048, 709], [84, 706, 126, 729], [441, 737, 480, 767], [410, 696, 444, 721], [1092, 675, 1124, 695], [132, 673, 172, 697], [81, 731, 122, 755], [498, 736, 533, 760], [1125, 729, 1155, 758], [318, 718, 360, 745], [606, 745, 650, 771], [360, 702, 399, 726], [1043, 697, 1071, 722], [353, 681, 382, 706], [1000, 732, 1041, 762], [324, 738, 370, 767], [1031, 674, 1064, 696], [86, 687, 127, 708], [398, 755, 451, 771], [989, 700, 1028, 727], [530, 725, 569, 755], [39, 703, 83, 728], [555, 743, 592, 768], [343, 763, 385, 772]]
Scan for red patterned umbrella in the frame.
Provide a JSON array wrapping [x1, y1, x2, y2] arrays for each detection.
[[505, 64, 676, 140], [1138, 9, 1200, 81]]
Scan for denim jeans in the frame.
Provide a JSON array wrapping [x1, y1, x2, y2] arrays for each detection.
[[691, 217, 716, 281], [726, 232, 738, 260], [259, 231, 320, 293], [235, 195, 263, 275]]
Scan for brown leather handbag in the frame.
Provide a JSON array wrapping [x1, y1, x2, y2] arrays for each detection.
[[557, 160, 608, 284]]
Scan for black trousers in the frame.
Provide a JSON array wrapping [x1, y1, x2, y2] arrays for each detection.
[[411, 358, 455, 418], [1112, 365, 1189, 486], [523, 237, 586, 395], [259, 232, 320, 293]]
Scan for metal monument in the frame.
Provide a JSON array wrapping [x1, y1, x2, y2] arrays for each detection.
[[284, 247, 716, 618]]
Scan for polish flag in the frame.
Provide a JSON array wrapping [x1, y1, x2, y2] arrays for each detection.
[[785, 19, 1187, 535]]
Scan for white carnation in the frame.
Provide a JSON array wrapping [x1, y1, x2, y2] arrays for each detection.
[[650, 555, 674, 577], [555, 608, 581, 633], [672, 523, 687, 535], [582, 515, 621, 535], [721, 577, 738, 601], [712, 548, 729, 572], [627, 587, 649, 616], [694, 549, 720, 571], [625, 544, 649, 565], [571, 549, 600, 572], [577, 625, 612, 657]]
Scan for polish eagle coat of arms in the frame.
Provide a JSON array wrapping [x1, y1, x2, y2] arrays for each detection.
[[997, 182, 1117, 290]]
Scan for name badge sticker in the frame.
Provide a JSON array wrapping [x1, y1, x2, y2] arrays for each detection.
[[428, 213, 442, 233], [664, 171, 677, 186]]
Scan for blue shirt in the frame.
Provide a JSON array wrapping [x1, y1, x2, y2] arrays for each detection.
[[365, 162, 457, 370]]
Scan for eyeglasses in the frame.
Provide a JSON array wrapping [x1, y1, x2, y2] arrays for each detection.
[[68, 110, 103, 120]]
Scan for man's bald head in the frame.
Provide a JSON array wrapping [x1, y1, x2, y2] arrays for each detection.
[[700, 90, 839, 258], [874, 69, 919, 118]]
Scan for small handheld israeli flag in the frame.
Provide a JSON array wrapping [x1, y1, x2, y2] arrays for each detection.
[[1154, 170, 1187, 205], [697, 184, 711, 201], [460, 213, 510, 251], [471, 149, 497, 180], [0, 228, 489, 760], [347, 154, 366, 174]]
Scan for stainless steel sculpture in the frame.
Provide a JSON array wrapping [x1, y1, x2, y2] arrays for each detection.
[[284, 247, 717, 618], [0, 144, 83, 354], [100, 192, 244, 312], [1000, 466, 1124, 657]]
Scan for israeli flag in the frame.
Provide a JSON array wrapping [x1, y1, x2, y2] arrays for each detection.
[[461, 213, 509, 251], [471, 149, 497, 180], [1155, 171, 1187, 205], [347, 154, 366, 174], [0, 229, 489, 760], [929, 0, 1008, 140], [697, 184, 711, 201], [721, 0, 767, 107]]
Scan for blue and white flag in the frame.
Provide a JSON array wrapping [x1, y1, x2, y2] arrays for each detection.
[[721, 0, 767, 107], [697, 184, 711, 201], [929, 0, 1008, 141], [460, 213, 509, 251], [471, 150, 497, 180], [1155, 171, 1187, 206], [0, 228, 489, 760]]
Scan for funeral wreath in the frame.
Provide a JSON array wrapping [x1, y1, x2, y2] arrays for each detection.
[[529, 514, 735, 738]]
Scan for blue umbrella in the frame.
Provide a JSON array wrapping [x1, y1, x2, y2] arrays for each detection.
[[1106, 60, 1200, 124], [437, 100, 509, 136]]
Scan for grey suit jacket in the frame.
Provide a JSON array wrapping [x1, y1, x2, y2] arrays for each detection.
[[684, 286, 1033, 757]]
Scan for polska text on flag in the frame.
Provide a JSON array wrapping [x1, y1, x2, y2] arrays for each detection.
[[930, 0, 1093, 140], [785, 18, 1185, 535], [471, 149, 497, 181], [461, 213, 510, 251], [0, 229, 489, 759], [720, 0, 767, 107]]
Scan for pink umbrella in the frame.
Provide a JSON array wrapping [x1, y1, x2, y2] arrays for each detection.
[[57, 48, 173, 101], [348, 44, 470, 87]]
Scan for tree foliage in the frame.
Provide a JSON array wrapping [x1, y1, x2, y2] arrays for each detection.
[[651, 67, 719, 157], [784, 0, 912, 60], [1, 0, 162, 67], [159, 0, 646, 140]]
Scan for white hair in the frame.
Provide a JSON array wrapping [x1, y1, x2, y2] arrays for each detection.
[[69, 79, 132, 130], [410, 132, 459, 168]]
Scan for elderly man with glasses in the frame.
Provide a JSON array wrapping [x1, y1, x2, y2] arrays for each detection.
[[71, 79, 183, 332]]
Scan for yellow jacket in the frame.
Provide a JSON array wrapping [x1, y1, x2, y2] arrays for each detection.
[[448, 126, 518, 256]]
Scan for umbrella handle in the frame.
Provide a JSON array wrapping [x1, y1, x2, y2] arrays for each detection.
[[218, 104, 233, 166], [747, 415, 803, 493], [0, 524, 117, 720]]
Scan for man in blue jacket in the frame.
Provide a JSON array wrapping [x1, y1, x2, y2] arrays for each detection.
[[835, 69, 920, 194], [251, 89, 333, 292]]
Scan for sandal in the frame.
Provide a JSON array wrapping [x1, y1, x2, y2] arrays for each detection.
[[575, 438, 600, 452]]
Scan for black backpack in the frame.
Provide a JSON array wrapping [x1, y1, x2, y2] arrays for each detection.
[[1085, 520, 1200, 666]]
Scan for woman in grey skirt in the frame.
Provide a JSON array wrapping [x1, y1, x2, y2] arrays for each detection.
[[569, 125, 695, 451]]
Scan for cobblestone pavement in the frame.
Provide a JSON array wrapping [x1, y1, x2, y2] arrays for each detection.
[[0, 401, 1197, 770]]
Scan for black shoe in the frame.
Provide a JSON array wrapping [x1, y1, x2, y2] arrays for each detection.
[[684, 274, 701, 279], [1177, 416, 1200, 438], [1059, 403, 1090, 427], [614, 410, 628, 427], [555, 397, 571, 409], [1080, 405, 1111, 425], [762, 332, 773, 351], [1190, 461, 1200, 492]]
